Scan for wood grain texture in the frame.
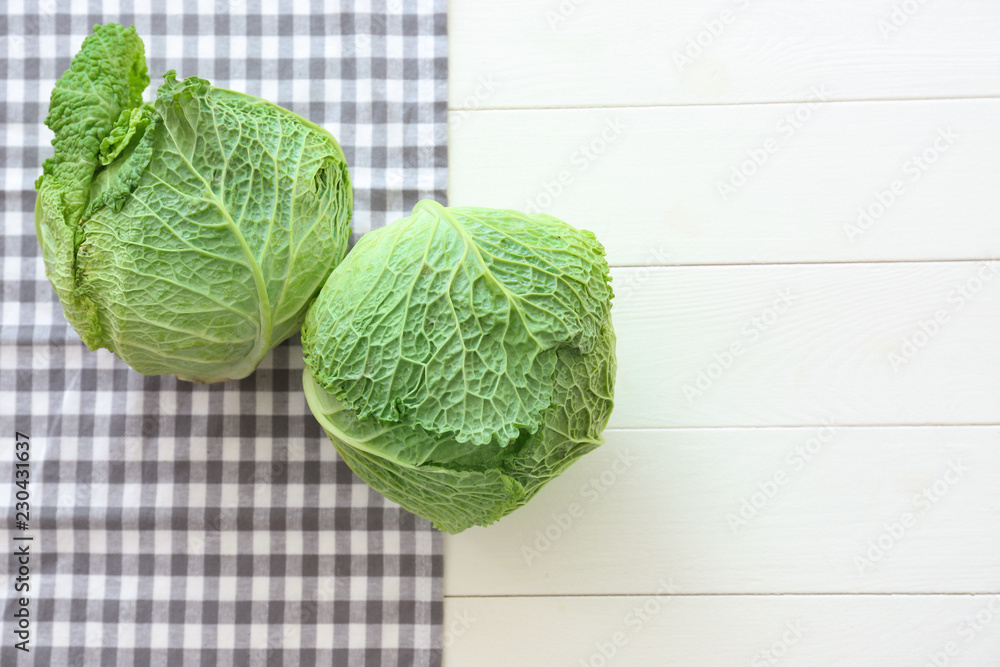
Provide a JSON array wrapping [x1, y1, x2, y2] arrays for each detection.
[[443, 594, 1000, 666], [449, 0, 1000, 108], [444, 1, 1000, 662], [448, 101, 1000, 266], [608, 262, 1000, 428], [445, 428, 1000, 596]]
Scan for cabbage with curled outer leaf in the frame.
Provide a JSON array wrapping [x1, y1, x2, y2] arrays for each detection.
[[35, 23, 352, 382], [302, 200, 616, 533]]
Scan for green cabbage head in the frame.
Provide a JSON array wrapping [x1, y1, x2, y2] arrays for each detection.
[[302, 200, 616, 533], [35, 24, 352, 382]]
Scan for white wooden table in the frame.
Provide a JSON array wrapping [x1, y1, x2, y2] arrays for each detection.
[[442, 2, 1000, 664]]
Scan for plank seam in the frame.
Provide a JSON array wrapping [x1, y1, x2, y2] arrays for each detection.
[[449, 95, 1000, 112], [604, 424, 1000, 431], [445, 592, 1000, 598], [606, 258, 1000, 269]]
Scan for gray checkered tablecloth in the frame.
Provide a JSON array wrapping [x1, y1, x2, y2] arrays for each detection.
[[0, 1, 446, 664]]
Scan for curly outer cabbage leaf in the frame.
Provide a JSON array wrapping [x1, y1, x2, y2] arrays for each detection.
[[35, 23, 352, 382], [302, 201, 616, 533]]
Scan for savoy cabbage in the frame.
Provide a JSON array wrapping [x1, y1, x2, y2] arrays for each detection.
[[302, 200, 616, 533], [35, 24, 352, 382]]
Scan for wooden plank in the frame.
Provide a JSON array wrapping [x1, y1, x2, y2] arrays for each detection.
[[444, 428, 1000, 595], [444, 6, 1000, 667], [443, 594, 1000, 666], [449, 0, 1000, 108], [606, 262, 1000, 428], [448, 101, 1000, 266]]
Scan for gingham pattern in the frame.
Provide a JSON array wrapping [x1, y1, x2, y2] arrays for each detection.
[[0, 1, 446, 664]]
